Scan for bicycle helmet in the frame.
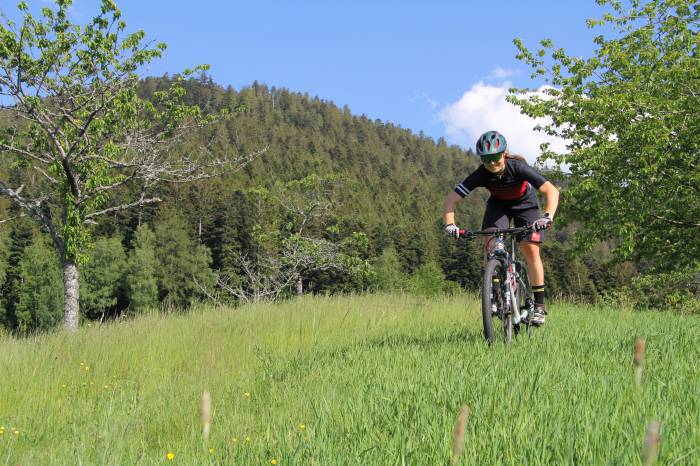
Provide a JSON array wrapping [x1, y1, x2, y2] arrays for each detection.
[[475, 131, 507, 156]]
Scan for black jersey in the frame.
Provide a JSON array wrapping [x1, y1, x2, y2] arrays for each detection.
[[454, 158, 547, 205]]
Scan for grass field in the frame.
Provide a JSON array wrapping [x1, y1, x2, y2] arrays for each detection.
[[1, 294, 699, 465]]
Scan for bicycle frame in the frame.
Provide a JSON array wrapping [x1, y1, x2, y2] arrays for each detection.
[[487, 232, 530, 324], [459, 226, 535, 336]]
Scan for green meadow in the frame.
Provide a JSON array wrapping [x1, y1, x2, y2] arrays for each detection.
[[1, 294, 698, 465]]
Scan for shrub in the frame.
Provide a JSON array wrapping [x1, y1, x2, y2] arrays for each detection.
[[410, 260, 456, 297]]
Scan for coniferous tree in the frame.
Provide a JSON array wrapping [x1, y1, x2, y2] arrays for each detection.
[[0, 225, 11, 298], [0, 222, 33, 330], [153, 211, 216, 309], [124, 225, 159, 316], [80, 237, 128, 320], [15, 236, 63, 334]]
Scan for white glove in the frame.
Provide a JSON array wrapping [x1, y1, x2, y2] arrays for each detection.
[[445, 223, 460, 238], [533, 214, 553, 231]]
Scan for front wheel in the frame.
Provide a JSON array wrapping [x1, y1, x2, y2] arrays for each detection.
[[482, 259, 510, 344], [514, 261, 534, 337]]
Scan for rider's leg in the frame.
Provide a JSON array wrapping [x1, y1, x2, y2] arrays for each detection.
[[520, 241, 543, 285], [519, 241, 547, 325], [481, 199, 509, 261], [514, 203, 547, 325]]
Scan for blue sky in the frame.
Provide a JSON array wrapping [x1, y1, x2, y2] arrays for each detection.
[[3, 0, 613, 160]]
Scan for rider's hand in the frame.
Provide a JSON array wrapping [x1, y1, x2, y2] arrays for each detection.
[[445, 223, 461, 238], [533, 214, 553, 231]]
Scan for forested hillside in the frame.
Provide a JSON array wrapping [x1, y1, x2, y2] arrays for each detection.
[[0, 77, 650, 333]]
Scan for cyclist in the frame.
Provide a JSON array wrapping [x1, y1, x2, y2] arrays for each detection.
[[443, 130, 559, 326]]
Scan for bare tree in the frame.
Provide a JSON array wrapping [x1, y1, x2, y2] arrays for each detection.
[[218, 176, 373, 303], [0, 1, 262, 330], [219, 236, 353, 304]]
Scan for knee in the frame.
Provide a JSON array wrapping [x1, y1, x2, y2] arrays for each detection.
[[520, 242, 541, 261]]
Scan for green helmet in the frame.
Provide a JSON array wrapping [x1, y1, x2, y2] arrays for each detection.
[[475, 131, 507, 156]]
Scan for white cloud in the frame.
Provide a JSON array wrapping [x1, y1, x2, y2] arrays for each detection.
[[485, 67, 517, 80], [437, 81, 568, 165]]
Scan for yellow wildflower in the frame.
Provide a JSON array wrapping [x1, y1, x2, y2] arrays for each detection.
[[245, 436, 251, 442], [244, 392, 251, 399], [12, 430, 19, 436], [208, 448, 214, 454], [271, 459, 278, 465], [231, 437, 238, 443], [166, 452, 175, 461], [298, 423, 306, 430]]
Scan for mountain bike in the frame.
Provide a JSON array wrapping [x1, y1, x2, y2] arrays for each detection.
[[458, 225, 535, 344]]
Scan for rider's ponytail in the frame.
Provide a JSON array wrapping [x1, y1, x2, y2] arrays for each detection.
[[505, 152, 528, 164]]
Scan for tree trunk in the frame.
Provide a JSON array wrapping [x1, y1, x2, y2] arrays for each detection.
[[63, 261, 80, 332], [295, 276, 303, 296]]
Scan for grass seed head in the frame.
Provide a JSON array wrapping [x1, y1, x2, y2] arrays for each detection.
[[642, 419, 660, 466], [634, 337, 645, 367], [201, 390, 212, 440], [634, 337, 646, 386], [451, 404, 470, 465]]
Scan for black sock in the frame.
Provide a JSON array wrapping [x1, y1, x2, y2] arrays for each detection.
[[532, 284, 545, 306]]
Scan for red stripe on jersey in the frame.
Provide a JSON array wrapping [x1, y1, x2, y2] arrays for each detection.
[[487, 181, 528, 200]]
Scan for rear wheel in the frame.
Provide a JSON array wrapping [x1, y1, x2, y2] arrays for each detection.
[[482, 259, 508, 344]]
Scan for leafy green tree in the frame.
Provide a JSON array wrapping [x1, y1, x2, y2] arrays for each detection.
[[510, 0, 699, 273], [153, 211, 216, 309], [0, 1, 249, 330], [80, 236, 127, 320], [15, 236, 63, 334], [124, 224, 158, 315]]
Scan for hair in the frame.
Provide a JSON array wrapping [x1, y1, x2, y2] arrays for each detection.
[[505, 152, 528, 164]]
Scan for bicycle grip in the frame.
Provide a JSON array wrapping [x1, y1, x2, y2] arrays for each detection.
[[458, 229, 474, 239]]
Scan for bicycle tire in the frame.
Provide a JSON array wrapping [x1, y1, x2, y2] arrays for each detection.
[[482, 258, 509, 344]]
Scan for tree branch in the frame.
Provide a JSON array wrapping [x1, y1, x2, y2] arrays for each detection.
[[0, 213, 27, 225], [650, 214, 700, 228], [0, 180, 63, 251], [84, 194, 161, 220]]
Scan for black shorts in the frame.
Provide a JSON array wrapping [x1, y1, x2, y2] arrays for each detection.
[[481, 197, 544, 243]]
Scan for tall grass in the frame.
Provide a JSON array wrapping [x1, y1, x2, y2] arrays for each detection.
[[0, 293, 698, 464]]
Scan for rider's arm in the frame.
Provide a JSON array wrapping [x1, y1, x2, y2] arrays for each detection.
[[445, 167, 485, 225], [444, 191, 463, 225], [538, 181, 559, 219]]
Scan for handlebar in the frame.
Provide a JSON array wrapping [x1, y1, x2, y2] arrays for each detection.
[[458, 224, 535, 239]]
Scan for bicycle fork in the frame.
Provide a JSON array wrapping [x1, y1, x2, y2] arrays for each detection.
[[506, 264, 531, 325]]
